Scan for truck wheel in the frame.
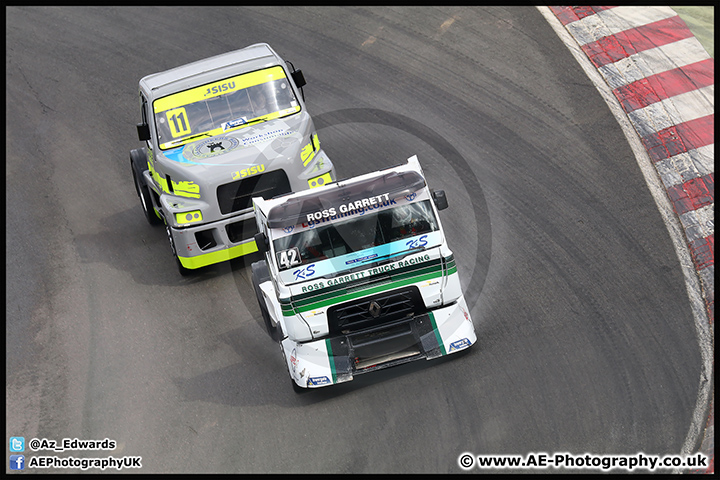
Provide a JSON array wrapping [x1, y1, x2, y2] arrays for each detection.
[[166, 224, 193, 276], [291, 378, 307, 394], [251, 261, 279, 341], [130, 151, 162, 226]]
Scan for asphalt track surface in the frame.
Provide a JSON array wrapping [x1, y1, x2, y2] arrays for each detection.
[[5, 6, 705, 473]]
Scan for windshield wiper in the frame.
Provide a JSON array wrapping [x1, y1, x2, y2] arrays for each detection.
[[243, 117, 268, 127], [169, 132, 210, 146]]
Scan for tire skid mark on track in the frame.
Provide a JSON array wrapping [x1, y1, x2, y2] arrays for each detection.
[[314, 107, 492, 310]]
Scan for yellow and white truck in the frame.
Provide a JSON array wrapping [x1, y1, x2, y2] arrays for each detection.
[[130, 43, 335, 274]]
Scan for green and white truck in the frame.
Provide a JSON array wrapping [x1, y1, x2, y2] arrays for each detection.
[[252, 155, 477, 391]]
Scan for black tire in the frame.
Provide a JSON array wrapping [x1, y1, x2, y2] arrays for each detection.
[[252, 260, 279, 341], [252, 261, 307, 393], [130, 149, 162, 226], [291, 378, 308, 394], [166, 224, 193, 276]]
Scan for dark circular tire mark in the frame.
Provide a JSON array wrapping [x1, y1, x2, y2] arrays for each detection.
[[315, 107, 492, 309]]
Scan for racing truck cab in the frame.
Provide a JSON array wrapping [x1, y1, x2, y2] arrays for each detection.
[[130, 43, 335, 275], [252, 155, 477, 391]]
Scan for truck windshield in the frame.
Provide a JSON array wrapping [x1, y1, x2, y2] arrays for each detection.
[[153, 66, 301, 150], [272, 198, 441, 280]]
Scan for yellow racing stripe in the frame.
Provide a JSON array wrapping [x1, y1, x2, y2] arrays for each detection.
[[153, 66, 288, 113]]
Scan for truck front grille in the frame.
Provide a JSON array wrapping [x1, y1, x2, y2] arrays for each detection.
[[226, 218, 258, 243], [217, 169, 292, 215], [327, 286, 425, 334]]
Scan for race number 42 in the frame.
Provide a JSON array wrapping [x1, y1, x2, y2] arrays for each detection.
[[277, 247, 302, 270]]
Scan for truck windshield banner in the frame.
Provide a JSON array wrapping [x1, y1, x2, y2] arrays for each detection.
[[278, 231, 443, 285], [153, 66, 289, 113], [153, 66, 301, 150], [271, 188, 443, 285], [304, 193, 392, 223], [272, 188, 432, 239]]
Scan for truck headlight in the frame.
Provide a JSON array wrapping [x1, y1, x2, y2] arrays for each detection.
[[302, 137, 334, 188], [308, 172, 333, 189], [175, 210, 203, 225]]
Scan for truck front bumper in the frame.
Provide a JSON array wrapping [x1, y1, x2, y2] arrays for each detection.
[[160, 150, 336, 270], [281, 296, 477, 389], [169, 213, 259, 270]]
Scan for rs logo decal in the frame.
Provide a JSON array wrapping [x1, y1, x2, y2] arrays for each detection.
[[292, 264, 315, 280], [406, 235, 428, 249]]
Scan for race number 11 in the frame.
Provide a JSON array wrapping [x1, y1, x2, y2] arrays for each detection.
[[166, 107, 191, 137]]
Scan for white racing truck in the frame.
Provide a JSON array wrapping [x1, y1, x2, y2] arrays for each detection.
[[130, 43, 335, 275], [251, 155, 477, 391]]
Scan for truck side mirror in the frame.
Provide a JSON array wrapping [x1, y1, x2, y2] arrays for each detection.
[[137, 123, 151, 142], [254, 232, 269, 254], [432, 189, 448, 210], [291, 69, 306, 89]]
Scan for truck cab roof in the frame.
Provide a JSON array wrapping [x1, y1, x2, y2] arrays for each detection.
[[139, 43, 284, 101], [254, 156, 428, 229]]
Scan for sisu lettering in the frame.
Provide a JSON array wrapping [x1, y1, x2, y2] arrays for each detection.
[[205, 81, 236, 97]]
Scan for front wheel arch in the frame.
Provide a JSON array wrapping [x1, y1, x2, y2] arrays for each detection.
[[130, 149, 162, 226]]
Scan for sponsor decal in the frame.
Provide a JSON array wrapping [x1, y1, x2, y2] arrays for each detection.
[[231, 164, 265, 180], [308, 376, 331, 386], [190, 136, 239, 159], [298, 253, 432, 293], [292, 263, 316, 281], [204, 80, 236, 98], [305, 193, 391, 223], [277, 190, 434, 237], [222, 117, 248, 131], [290, 348, 298, 373], [345, 253, 378, 265], [405, 234, 428, 249], [239, 128, 291, 147], [449, 338, 471, 352]]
